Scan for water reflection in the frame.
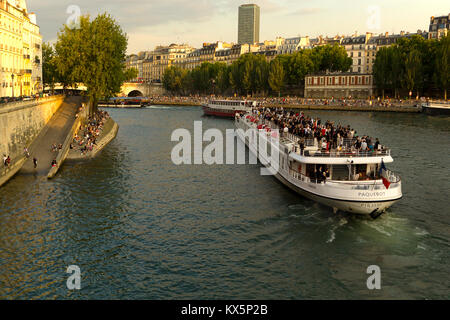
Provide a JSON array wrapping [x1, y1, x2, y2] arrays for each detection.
[[0, 107, 448, 299]]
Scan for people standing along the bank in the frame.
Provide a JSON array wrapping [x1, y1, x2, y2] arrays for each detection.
[[51, 159, 57, 168], [3, 155, 9, 167], [33, 157, 38, 169]]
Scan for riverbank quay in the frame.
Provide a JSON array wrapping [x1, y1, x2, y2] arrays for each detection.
[[0, 95, 65, 187], [149, 101, 202, 107], [0, 157, 26, 188], [136, 95, 431, 113], [18, 97, 82, 178], [145, 100, 421, 113], [266, 104, 422, 113], [66, 117, 119, 160], [47, 114, 83, 179]]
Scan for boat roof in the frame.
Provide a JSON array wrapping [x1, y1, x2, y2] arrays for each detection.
[[211, 100, 254, 103], [289, 152, 394, 164]]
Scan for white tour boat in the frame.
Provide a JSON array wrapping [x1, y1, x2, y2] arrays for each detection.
[[203, 100, 255, 118], [235, 111, 403, 218], [421, 102, 450, 116]]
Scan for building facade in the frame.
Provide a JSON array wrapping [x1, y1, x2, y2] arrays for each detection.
[[342, 33, 372, 74], [277, 36, 310, 54], [428, 14, 450, 39], [304, 72, 374, 99], [0, 0, 42, 97], [215, 44, 248, 65], [126, 44, 195, 83], [238, 4, 260, 45], [366, 31, 428, 73], [184, 42, 232, 70]]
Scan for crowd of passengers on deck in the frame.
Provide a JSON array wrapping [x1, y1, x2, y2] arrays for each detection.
[[240, 107, 387, 155]]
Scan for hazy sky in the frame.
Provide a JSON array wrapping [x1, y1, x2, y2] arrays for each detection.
[[27, 0, 449, 54]]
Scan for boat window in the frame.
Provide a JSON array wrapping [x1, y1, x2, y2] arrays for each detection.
[[354, 164, 368, 180], [331, 165, 349, 181], [306, 164, 315, 178]]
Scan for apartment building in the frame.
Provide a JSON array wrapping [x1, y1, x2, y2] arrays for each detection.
[[0, 0, 42, 97]]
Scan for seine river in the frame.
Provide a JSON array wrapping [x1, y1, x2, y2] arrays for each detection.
[[0, 106, 449, 299]]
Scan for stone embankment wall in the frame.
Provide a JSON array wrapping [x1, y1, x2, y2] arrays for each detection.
[[0, 96, 64, 185]]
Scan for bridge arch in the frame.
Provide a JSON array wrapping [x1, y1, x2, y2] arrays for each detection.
[[128, 90, 143, 97]]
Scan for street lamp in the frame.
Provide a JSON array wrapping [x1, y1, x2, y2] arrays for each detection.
[[11, 74, 14, 98]]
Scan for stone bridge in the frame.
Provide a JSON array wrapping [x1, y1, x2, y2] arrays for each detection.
[[120, 83, 166, 97], [45, 83, 167, 98]]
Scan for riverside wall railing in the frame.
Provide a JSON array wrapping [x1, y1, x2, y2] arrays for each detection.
[[0, 95, 64, 113]]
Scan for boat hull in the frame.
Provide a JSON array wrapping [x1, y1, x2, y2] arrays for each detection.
[[272, 169, 400, 215], [422, 105, 450, 116], [202, 106, 243, 118], [235, 118, 402, 215]]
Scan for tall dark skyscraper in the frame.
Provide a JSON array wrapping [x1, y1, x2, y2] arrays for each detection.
[[238, 4, 260, 44]]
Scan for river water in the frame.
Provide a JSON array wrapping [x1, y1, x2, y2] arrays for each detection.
[[0, 106, 448, 299]]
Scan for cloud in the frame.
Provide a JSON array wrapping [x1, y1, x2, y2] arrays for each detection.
[[27, 0, 290, 43], [27, 0, 219, 41], [289, 7, 325, 16]]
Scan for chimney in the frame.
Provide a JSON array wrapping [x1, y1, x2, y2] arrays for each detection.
[[29, 13, 37, 25]]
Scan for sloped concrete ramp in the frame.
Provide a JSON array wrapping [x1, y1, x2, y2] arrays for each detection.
[[19, 97, 81, 176]]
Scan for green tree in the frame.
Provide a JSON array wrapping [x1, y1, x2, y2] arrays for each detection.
[[216, 65, 230, 94], [373, 47, 391, 99], [287, 51, 314, 86], [390, 46, 403, 99], [229, 62, 241, 95], [242, 59, 254, 96], [311, 45, 352, 72], [42, 42, 58, 92], [268, 59, 285, 96], [436, 36, 450, 100], [55, 14, 130, 114], [404, 49, 422, 98], [163, 66, 184, 93], [124, 68, 138, 82]]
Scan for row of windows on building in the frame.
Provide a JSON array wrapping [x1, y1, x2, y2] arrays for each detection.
[[306, 76, 372, 86], [349, 51, 376, 57], [0, 14, 22, 34]]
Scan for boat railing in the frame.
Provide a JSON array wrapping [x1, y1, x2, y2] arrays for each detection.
[[288, 169, 401, 190], [385, 169, 401, 183], [289, 169, 318, 184], [261, 118, 390, 154], [239, 117, 392, 158], [300, 149, 391, 158]]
